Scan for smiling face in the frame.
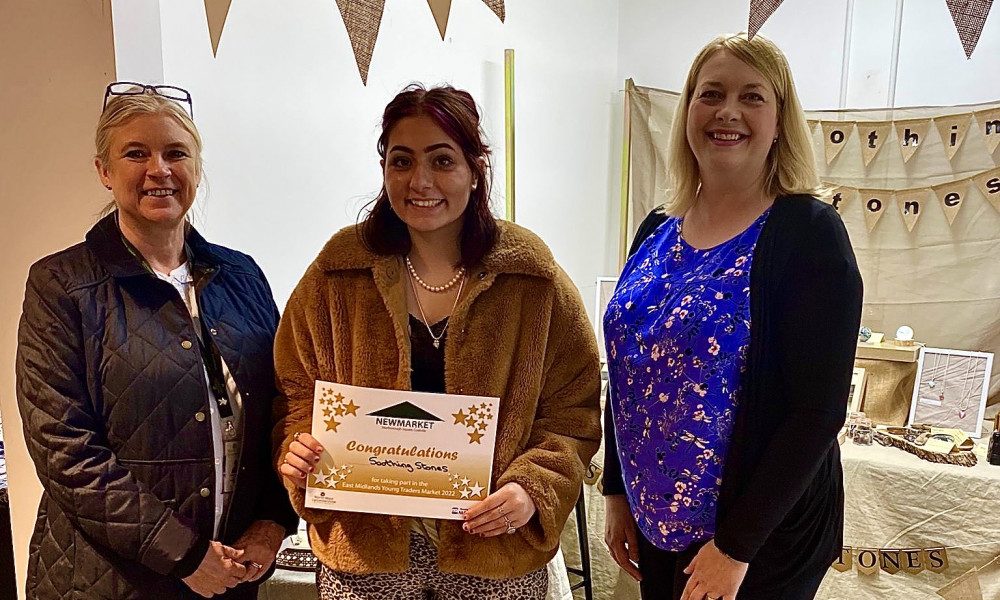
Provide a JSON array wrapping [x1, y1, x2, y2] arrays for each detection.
[[96, 112, 200, 233], [686, 50, 779, 186], [381, 115, 476, 242]]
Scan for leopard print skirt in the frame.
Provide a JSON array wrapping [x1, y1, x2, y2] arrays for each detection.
[[317, 533, 548, 600]]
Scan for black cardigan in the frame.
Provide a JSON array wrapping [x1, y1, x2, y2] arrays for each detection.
[[603, 195, 863, 591]]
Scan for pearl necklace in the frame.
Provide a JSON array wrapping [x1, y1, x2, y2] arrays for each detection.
[[405, 255, 466, 293]]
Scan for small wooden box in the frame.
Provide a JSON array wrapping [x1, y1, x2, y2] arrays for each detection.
[[855, 342, 920, 363]]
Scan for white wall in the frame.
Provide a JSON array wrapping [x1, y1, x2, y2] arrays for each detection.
[[144, 0, 624, 315], [617, 0, 1000, 111]]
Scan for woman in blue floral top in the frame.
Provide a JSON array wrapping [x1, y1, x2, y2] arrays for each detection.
[[603, 33, 862, 600]]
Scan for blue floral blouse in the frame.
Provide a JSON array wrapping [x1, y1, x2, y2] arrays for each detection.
[[603, 209, 769, 552]]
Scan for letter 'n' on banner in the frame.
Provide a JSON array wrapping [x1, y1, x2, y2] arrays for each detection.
[[896, 188, 928, 232], [860, 121, 892, 167], [975, 108, 1000, 154], [894, 119, 930, 163], [972, 167, 1000, 213], [934, 114, 973, 160], [860, 189, 890, 232], [856, 548, 880, 575], [821, 121, 853, 164], [825, 185, 857, 213], [933, 180, 969, 225], [880, 549, 903, 574]]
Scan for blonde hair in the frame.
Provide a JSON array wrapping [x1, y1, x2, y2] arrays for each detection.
[[662, 32, 822, 216], [95, 88, 204, 217]]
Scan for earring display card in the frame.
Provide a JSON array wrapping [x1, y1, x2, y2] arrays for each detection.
[[910, 348, 993, 438]]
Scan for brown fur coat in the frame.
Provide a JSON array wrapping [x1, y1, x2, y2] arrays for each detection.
[[272, 221, 602, 578]]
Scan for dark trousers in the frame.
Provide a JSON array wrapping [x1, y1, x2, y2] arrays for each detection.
[[0, 495, 15, 600], [637, 532, 826, 600]]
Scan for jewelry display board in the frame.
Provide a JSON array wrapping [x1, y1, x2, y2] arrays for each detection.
[[910, 348, 993, 437]]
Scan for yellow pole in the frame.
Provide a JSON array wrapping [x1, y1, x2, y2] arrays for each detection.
[[619, 79, 634, 267], [504, 49, 515, 222]]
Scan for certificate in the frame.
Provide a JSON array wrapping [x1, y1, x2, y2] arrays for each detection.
[[304, 381, 499, 520]]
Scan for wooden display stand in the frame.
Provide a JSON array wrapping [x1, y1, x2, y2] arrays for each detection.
[[855, 342, 919, 426]]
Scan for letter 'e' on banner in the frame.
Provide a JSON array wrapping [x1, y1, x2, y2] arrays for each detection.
[[831, 546, 853, 572], [894, 119, 930, 163], [933, 180, 969, 225], [824, 185, 857, 213], [821, 121, 853, 164], [856, 548, 880, 575], [860, 122, 892, 167], [896, 188, 928, 232], [901, 548, 925, 574], [972, 167, 1000, 213], [935, 114, 973, 160], [976, 108, 1000, 154], [860, 189, 891, 232]]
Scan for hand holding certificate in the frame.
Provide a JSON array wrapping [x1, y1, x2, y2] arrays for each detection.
[[300, 381, 499, 520]]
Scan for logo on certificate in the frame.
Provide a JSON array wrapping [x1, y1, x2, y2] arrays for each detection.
[[368, 402, 443, 432]]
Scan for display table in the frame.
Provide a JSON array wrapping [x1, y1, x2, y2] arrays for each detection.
[[561, 437, 1000, 600]]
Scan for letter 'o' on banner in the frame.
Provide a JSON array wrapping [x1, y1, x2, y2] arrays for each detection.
[[824, 185, 857, 213], [860, 189, 890, 232], [972, 167, 1000, 213], [976, 107, 1000, 154], [856, 548, 880, 575], [933, 180, 969, 225], [894, 119, 930, 163], [860, 122, 892, 167], [821, 122, 853, 164], [934, 114, 973, 160], [831, 546, 853, 573], [896, 188, 928, 232]]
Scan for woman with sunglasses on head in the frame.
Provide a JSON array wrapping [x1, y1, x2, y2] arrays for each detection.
[[271, 83, 602, 599], [603, 33, 862, 600], [15, 83, 298, 599]]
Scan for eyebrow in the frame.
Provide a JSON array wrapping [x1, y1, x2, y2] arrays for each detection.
[[388, 142, 457, 154], [701, 81, 767, 90]]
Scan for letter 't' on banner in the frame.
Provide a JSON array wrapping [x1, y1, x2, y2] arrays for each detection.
[[821, 121, 852, 164], [934, 114, 973, 160], [825, 185, 858, 213], [831, 546, 853, 572], [861, 122, 892, 167], [894, 119, 930, 163]]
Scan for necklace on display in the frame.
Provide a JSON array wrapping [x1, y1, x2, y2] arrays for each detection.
[[406, 255, 466, 293], [408, 267, 465, 349], [938, 353, 978, 419]]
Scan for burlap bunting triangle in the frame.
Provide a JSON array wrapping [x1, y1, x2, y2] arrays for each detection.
[[748, 0, 785, 39], [944, 0, 994, 59], [204, 0, 233, 57], [335, 0, 386, 85], [481, 0, 505, 22], [427, 0, 453, 39]]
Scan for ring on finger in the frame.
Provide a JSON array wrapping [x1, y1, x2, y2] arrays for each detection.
[[293, 432, 301, 441], [498, 505, 506, 516], [503, 515, 517, 534]]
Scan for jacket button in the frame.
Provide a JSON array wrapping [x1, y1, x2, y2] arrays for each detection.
[[210, 328, 218, 336], [199, 487, 211, 498], [180, 340, 193, 350], [457, 387, 464, 394], [195, 411, 206, 422]]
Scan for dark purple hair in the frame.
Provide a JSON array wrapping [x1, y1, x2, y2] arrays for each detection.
[[358, 84, 496, 268]]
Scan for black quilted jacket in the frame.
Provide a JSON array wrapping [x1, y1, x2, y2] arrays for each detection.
[[16, 213, 298, 599]]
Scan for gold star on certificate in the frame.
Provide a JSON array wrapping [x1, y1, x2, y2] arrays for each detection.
[[468, 430, 484, 444], [478, 421, 487, 431], [465, 418, 477, 430], [323, 407, 332, 417], [452, 409, 467, 425], [334, 392, 345, 403], [468, 482, 484, 497], [334, 405, 345, 416], [461, 477, 470, 486], [480, 402, 487, 410], [460, 489, 470, 499], [325, 418, 341, 432], [343, 400, 360, 416], [452, 482, 460, 489], [328, 465, 339, 476], [312, 470, 330, 486], [327, 479, 339, 489], [339, 473, 347, 480]]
